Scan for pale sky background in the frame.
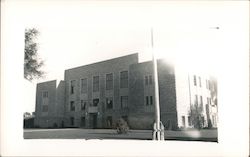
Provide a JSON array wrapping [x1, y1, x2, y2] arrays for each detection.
[[21, 1, 226, 113]]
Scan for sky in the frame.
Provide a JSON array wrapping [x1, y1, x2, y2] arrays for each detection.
[[20, 1, 229, 112]]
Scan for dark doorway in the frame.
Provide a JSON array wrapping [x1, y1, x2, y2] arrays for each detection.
[[81, 117, 86, 127], [89, 113, 98, 128]]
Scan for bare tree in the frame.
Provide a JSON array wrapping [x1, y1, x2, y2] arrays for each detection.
[[189, 104, 203, 129], [24, 28, 44, 81]]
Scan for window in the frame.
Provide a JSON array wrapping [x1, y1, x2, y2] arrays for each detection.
[[70, 101, 75, 111], [199, 77, 201, 87], [81, 78, 87, 93], [200, 96, 203, 111], [146, 96, 149, 105], [107, 116, 112, 128], [145, 76, 148, 85], [188, 116, 191, 126], [42, 105, 48, 112], [70, 80, 76, 94], [93, 76, 99, 92], [150, 96, 153, 105], [195, 95, 198, 105], [106, 73, 113, 90], [201, 116, 205, 127], [145, 75, 153, 86], [43, 91, 48, 98], [70, 117, 74, 125], [81, 100, 86, 110], [193, 75, 197, 86], [121, 96, 128, 108], [93, 98, 99, 107], [182, 116, 186, 127], [120, 71, 128, 88], [106, 97, 113, 109], [149, 75, 153, 85]]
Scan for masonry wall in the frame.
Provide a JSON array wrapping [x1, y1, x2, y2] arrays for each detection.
[[129, 59, 177, 130], [64, 53, 138, 128]]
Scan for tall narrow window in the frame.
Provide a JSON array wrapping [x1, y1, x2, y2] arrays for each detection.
[[70, 80, 76, 94], [195, 95, 198, 105], [107, 116, 112, 128], [81, 78, 87, 93], [193, 75, 197, 86], [106, 73, 113, 90], [81, 100, 86, 110], [150, 96, 153, 105], [93, 76, 99, 92], [182, 116, 186, 127], [149, 75, 153, 85], [145, 76, 148, 85], [120, 71, 128, 88], [121, 96, 128, 108], [106, 97, 113, 109], [188, 116, 191, 126], [70, 101, 75, 111], [199, 77, 202, 87], [146, 96, 149, 105]]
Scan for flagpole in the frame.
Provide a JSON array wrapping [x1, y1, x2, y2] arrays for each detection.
[[151, 28, 164, 140]]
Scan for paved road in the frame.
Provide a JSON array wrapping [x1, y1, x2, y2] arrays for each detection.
[[24, 128, 217, 142]]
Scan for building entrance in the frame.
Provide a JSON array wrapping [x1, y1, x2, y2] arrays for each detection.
[[89, 113, 98, 128]]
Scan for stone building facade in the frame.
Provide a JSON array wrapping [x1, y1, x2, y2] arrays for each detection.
[[34, 53, 218, 130]]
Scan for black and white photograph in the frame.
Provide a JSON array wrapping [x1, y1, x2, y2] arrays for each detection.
[[1, 0, 249, 157]]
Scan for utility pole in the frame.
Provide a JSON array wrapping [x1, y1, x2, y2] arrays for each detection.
[[151, 28, 164, 140]]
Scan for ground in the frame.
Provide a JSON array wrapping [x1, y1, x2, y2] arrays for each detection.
[[24, 128, 217, 142]]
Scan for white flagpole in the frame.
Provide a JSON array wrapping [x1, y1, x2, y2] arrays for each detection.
[[151, 28, 164, 140]]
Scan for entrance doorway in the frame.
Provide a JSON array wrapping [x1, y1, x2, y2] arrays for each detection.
[[89, 113, 98, 128]]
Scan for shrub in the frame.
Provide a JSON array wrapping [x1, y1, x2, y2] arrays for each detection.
[[116, 118, 129, 134]]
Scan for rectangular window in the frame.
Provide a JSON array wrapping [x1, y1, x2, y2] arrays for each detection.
[[107, 116, 112, 128], [182, 116, 186, 127], [81, 78, 87, 93], [121, 96, 128, 108], [70, 101, 75, 111], [70, 117, 74, 125], [93, 76, 99, 92], [70, 80, 76, 94], [120, 71, 128, 88], [81, 100, 86, 110], [93, 98, 99, 107], [146, 96, 149, 105], [106, 73, 113, 90], [42, 105, 48, 112], [195, 95, 198, 105], [145, 76, 148, 85], [106, 97, 113, 109], [200, 96, 203, 111], [199, 77, 201, 87], [43, 91, 48, 98], [149, 75, 153, 85], [201, 116, 205, 127], [193, 75, 197, 86], [150, 96, 153, 105], [188, 116, 191, 126]]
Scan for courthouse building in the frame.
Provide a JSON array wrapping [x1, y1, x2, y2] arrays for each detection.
[[34, 53, 218, 130]]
